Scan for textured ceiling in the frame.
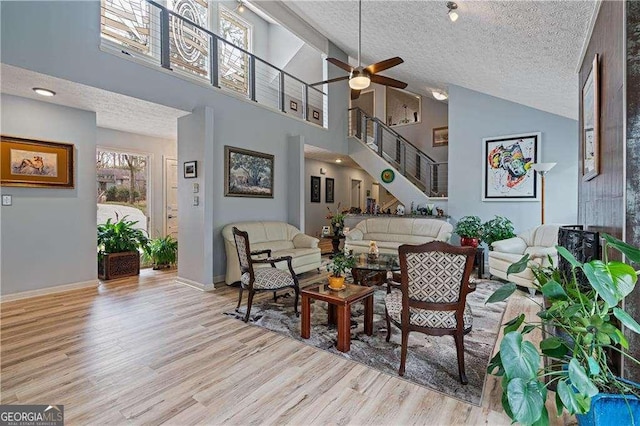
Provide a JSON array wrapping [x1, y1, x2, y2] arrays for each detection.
[[283, 0, 598, 119], [304, 143, 361, 168], [1, 65, 189, 139]]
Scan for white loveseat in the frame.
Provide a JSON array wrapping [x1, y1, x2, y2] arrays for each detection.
[[344, 217, 453, 254], [222, 221, 321, 285], [488, 224, 561, 290]]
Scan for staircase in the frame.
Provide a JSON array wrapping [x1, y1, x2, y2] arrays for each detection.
[[347, 107, 448, 208]]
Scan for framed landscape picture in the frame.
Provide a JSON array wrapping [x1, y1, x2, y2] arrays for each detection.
[[325, 177, 334, 203], [1, 136, 74, 188], [582, 54, 599, 181], [183, 161, 197, 178], [432, 126, 449, 147], [310, 176, 321, 203], [224, 146, 274, 198], [482, 132, 540, 201]]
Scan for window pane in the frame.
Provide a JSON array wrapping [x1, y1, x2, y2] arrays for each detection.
[[101, 0, 151, 54], [219, 8, 251, 95], [168, 0, 210, 78]]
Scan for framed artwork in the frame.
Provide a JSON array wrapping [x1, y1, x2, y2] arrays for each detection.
[[325, 177, 335, 203], [312, 110, 320, 120], [582, 54, 599, 181], [1, 136, 74, 188], [290, 100, 298, 112], [183, 161, 197, 178], [433, 126, 449, 147], [482, 132, 540, 201], [224, 146, 274, 198], [310, 176, 321, 203]]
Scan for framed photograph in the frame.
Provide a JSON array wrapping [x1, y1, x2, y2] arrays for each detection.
[[1, 136, 74, 188], [433, 126, 449, 147], [312, 110, 320, 120], [290, 100, 298, 112], [310, 176, 321, 203], [224, 146, 274, 198], [183, 161, 197, 178], [325, 177, 335, 203], [321, 225, 330, 236], [582, 54, 599, 181], [482, 132, 540, 201]]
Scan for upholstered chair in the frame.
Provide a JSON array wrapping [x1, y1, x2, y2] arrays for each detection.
[[385, 241, 476, 384], [232, 227, 300, 322]]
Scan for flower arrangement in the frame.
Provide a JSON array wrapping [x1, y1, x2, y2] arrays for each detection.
[[326, 203, 346, 235]]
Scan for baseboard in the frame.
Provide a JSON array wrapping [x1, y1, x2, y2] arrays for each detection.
[[214, 274, 225, 284], [0, 279, 100, 303], [176, 276, 215, 292]]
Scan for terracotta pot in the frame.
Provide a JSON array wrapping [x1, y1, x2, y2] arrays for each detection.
[[328, 275, 345, 290], [460, 237, 479, 248]]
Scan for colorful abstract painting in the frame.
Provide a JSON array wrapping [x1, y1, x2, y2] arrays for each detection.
[[482, 133, 540, 201]]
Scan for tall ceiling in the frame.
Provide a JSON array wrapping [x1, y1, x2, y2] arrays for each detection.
[[283, 0, 598, 119]]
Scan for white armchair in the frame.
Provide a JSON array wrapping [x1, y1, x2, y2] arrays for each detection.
[[488, 224, 561, 292]]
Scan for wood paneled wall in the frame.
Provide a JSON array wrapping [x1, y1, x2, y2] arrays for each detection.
[[577, 0, 624, 238]]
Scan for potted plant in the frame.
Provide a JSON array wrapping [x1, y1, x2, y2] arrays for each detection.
[[482, 216, 516, 249], [486, 233, 640, 425], [327, 203, 346, 236], [97, 215, 149, 280], [144, 235, 178, 270], [454, 215, 482, 247], [327, 250, 356, 290]]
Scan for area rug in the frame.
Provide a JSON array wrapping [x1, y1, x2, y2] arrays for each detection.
[[224, 278, 507, 406]]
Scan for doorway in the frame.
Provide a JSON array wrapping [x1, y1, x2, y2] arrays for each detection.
[[351, 179, 362, 210], [164, 157, 178, 239]]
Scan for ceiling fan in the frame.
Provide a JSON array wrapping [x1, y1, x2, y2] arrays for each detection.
[[309, 0, 408, 100]]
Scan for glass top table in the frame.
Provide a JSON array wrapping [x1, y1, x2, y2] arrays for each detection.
[[351, 253, 400, 286]]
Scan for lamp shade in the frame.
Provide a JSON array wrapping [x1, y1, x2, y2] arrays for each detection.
[[349, 75, 371, 90], [531, 162, 557, 173]]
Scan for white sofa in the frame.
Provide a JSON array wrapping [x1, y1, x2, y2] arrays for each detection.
[[344, 217, 453, 254], [222, 221, 321, 285], [488, 224, 561, 290]]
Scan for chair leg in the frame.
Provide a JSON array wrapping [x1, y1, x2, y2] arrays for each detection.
[[236, 287, 244, 311], [244, 290, 255, 323], [293, 285, 300, 317], [399, 329, 409, 376], [454, 332, 468, 385], [385, 307, 392, 342], [273, 291, 277, 302]]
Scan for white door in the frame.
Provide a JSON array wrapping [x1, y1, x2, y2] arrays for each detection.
[[164, 158, 178, 238]]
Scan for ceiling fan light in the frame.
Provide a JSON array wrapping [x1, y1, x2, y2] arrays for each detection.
[[447, 2, 459, 22], [349, 75, 371, 90], [432, 90, 448, 101]]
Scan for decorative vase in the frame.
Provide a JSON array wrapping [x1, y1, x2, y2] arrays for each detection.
[[328, 275, 345, 290], [332, 222, 343, 236], [576, 387, 640, 426], [368, 241, 379, 261], [460, 237, 479, 248]]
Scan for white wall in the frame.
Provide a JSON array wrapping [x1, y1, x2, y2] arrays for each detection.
[[96, 128, 176, 238], [304, 158, 376, 237], [448, 85, 579, 235], [1, 95, 97, 295]]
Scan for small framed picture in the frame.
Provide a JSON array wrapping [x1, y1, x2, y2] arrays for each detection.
[[310, 176, 321, 203], [184, 161, 197, 178], [312, 110, 320, 120], [290, 100, 298, 112], [325, 177, 335, 203], [321, 226, 330, 236], [432, 126, 449, 147]]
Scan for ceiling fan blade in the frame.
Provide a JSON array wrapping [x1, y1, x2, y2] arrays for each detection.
[[309, 75, 349, 87], [327, 57, 353, 73], [370, 74, 408, 89], [365, 57, 404, 74], [351, 89, 361, 100]]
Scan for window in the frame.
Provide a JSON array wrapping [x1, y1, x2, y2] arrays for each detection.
[[168, 0, 210, 78], [101, 0, 151, 55], [219, 7, 251, 95]]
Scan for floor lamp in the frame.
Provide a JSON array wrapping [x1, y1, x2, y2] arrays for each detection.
[[531, 163, 557, 224]]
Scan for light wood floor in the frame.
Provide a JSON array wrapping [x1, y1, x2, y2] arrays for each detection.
[[0, 268, 572, 425]]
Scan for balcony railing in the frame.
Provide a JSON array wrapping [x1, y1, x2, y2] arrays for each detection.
[[349, 107, 448, 198], [100, 0, 327, 128]]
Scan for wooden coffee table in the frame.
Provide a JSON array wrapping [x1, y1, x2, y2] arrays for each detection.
[[300, 283, 374, 352]]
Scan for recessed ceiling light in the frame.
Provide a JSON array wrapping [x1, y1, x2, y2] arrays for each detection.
[[432, 90, 448, 101], [33, 88, 56, 97], [447, 2, 459, 22], [335, 159, 343, 163]]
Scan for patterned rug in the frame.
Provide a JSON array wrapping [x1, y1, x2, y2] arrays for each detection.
[[224, 277, 507, 406]]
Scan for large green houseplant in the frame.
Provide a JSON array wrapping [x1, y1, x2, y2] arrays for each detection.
[[97, 216, 149, 280], [486, 234, 640, 425], [144, 235, 178, 270], [482, 216, 516, 249], [454, 215, 483, 247]]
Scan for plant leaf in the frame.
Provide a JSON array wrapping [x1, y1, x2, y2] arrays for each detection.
[[507, 254, 530, 276], [587, 357, 601, 376], [487, 352, 504, 376], [504, 314, 526, 334], [614, 307, 640, 335], [506, 378, 545, 425], [531, 405, 550, 426], [486, 282, 517, 304], [522, 324, 536, 334], [557, 380, 581, 414], [540, 336, 569, 359], [557, 246, 582, 268], [582, 260, 637, 306], [540, 280, 568, 300], [568, 358, 599, 397], [500, 332, 540, 380], [603, 233, 640, 264]]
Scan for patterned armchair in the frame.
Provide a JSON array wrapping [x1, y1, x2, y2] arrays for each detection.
[[385, 241, 476, 384], [232, 227, 300, 322]]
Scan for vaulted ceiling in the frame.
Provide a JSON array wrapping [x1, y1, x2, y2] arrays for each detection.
[[283, 0, 598, 119]]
